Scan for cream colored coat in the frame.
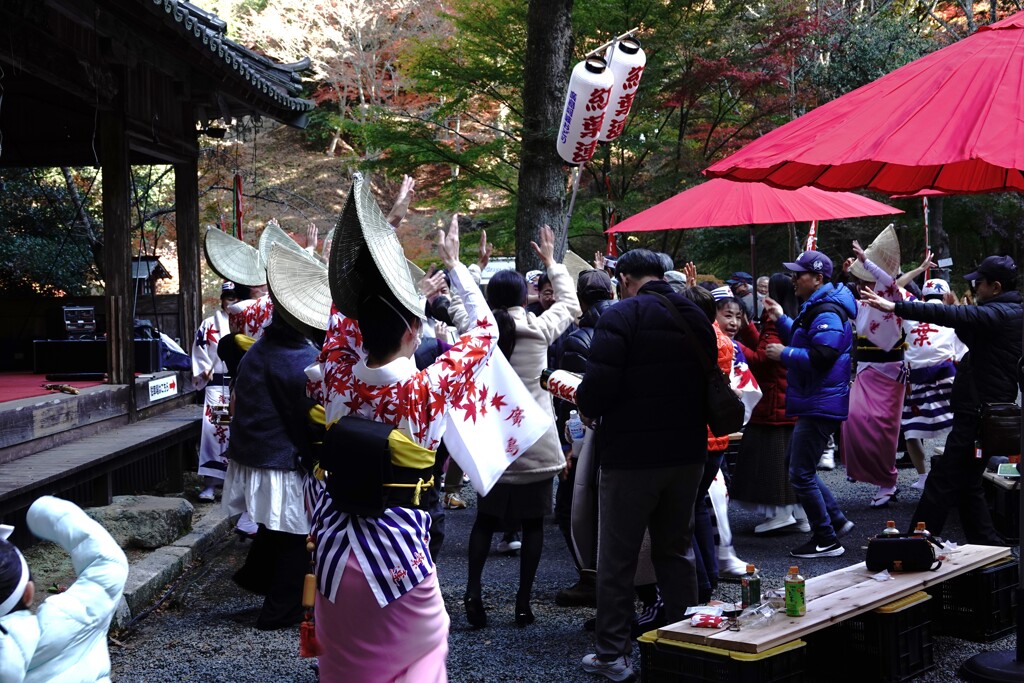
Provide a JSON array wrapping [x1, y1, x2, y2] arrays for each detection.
[[496, 263, 581, 484]]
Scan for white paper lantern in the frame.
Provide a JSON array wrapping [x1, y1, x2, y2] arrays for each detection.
[[556, 57, 615, 164], [599, 38, 646, 142]]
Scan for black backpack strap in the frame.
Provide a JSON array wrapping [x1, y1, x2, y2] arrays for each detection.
[[647, 291, 715, 373]]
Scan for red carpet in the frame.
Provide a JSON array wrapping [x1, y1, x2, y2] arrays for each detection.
[[0, 372, 105, 402]]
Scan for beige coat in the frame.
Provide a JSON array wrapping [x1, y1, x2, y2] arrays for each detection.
[[499, 263, 581, 484]]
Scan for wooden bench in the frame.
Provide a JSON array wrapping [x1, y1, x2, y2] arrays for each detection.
[[0, 406, 202, 544], [657, 544, 1012, 654]]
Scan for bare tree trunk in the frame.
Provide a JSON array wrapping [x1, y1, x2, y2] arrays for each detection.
[[515, 0, 574, 272], [928, 195, 951, 263], [61, 166, 104, 276]]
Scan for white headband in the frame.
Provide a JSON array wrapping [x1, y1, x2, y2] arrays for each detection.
[[0, 525, 29, 618]]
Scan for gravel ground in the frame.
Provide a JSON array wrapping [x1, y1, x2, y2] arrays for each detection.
[[109, 449, 1019, 682]]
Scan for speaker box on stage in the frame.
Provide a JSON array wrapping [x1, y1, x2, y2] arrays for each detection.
[[33, 339, 163, 374]]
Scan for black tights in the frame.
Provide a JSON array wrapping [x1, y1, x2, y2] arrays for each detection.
[[466, 511, 544, 602]]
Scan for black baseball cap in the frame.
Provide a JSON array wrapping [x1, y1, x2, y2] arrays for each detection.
[[964, 255, 1017, 288]]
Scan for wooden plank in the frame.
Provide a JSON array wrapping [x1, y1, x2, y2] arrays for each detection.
[[0, 406, 201, 500], [657, 545, 1011, 653]]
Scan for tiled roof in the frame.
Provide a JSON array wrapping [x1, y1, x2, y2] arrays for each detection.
[[148, 0, 315, 126]]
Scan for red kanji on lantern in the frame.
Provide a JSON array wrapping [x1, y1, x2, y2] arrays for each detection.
[[586, 87, 612, 112], [572, 140, 599, 163], [580, 113, 606, 140], [614, 92, 636, 117], [622, 65, 644, 90]]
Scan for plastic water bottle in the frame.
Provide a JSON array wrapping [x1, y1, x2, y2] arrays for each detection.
[[567, 410, 585, 440], [882, 520, 900, 536], [741, 564, 761, 608], [784, 566, 806, 617]]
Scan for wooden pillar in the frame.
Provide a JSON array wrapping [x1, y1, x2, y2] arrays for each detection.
[[101, 108, 136, 418], [175, 153, 201, 360]]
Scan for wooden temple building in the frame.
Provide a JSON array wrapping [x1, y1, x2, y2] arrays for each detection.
[[0, 0, 313, 543]]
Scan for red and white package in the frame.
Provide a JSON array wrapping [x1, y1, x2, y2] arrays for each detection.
[[690, 614, 726, 628]]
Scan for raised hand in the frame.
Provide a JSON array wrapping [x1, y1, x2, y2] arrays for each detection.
[[762, 296, 783, 321], [305, 222, 318, 252], [684, 261, 697, 286], [438, 214, 461, 270], [530, 224, 556, 268], [387, 174, 416, 228], [593, 251, 606, 270], [860, 285, 896, 312], [852, 240, 866, 262], [478, 230, 493, 270]]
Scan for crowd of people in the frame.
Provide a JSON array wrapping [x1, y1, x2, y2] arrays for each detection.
[[1, 173, 1021, 682]]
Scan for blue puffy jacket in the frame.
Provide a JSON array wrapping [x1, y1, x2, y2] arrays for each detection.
[[776, 282, 857, 420]]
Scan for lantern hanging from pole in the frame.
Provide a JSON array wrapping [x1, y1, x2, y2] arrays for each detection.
[[599, 38, 646, 142], [557, 57, 614, 165]]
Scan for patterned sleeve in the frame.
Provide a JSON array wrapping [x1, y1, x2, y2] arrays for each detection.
[[191, 318, 216, 390]]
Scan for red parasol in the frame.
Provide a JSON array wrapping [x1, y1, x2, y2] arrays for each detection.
[[607, 178, 901, 314], [705, 12, 1024, 195], [606, 178, 901, 233]]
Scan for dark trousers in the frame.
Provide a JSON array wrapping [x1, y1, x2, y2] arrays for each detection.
[[910, 410, 1001, 543], [596, 462, 704, 659], [788, 416, 848, 544], [693, 452, 726, 599], [233, 525, 308, 629]]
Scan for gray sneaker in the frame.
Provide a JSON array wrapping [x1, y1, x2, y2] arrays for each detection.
[[581, 654, 634, 681]]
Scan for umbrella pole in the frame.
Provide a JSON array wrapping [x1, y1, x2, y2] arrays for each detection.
[[749, 225, 759, 320]]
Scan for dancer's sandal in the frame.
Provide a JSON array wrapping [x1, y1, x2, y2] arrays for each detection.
[[869, 486, 899, 508]]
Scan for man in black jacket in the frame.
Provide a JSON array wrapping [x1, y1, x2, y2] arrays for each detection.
[[576, 249, 715, 681], [861, 255, 1023, 544]]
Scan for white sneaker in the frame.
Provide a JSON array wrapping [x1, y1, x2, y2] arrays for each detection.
[[912, 473, 928, 490], [795, 519, 811, 533], [581, 654, 634, 682], [754, 513, 797, 534], [818, 451, 835, 470], [497, 535, 522, 553]]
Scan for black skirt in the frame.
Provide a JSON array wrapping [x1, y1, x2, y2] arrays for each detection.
[[478, 477, 554, 520], [730, 423, 799, 506]]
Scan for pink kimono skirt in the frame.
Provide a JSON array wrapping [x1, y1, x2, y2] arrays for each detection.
[[316, 552, 449, 683], [842, 366, 905, 488]]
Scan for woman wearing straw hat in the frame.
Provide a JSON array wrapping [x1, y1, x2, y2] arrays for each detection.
[[842, 227, 910, 509], [310, 175, 500, 682]]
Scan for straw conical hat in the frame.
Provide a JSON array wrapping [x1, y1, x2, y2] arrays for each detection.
[[329, 173, 423, 319], [849, 224, 901, 282], [266, 243, 332, 332], [563, 250, 593, 284], [258, 220, 320, 269], [204, 227, 267, 286]]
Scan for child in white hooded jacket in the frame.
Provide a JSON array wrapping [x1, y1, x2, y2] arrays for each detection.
[[0, 496, 128, 683]]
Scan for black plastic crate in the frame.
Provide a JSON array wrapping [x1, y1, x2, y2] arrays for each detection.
[[638, 633, 805, 683], [806, 592, 934, 683], [929, 557, 1017, 642], [983, 472, 1019, 543]]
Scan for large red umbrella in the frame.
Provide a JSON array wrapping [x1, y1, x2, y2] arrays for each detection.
[[606, 177, 902, 232], [705, 11, 1024, 195]]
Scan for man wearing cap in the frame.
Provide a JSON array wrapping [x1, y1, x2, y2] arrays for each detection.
[[862, 255, 1023, 544], [729, 272, 755, 317], [764, 250, 857, 559]]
